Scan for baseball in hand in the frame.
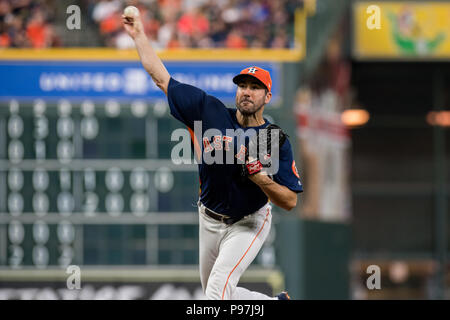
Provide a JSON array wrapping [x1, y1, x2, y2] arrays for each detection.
[[124, 6, 139, 18]]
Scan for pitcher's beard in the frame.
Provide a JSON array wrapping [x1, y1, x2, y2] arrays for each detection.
[[236, 102, 264, 127]]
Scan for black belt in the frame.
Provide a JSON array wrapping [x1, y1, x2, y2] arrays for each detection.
[[203, 207, 241, 225]]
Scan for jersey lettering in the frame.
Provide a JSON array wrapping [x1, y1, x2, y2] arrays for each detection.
[[203, 135, 235, 154], [223, 136, 232, 151], [203, 137, 214, 153], [213, 136, 223, 150], [235, 145, 247, 163]]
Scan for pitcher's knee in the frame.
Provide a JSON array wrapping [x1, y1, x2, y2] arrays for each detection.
[[205, 274, 234, 300], [205, 279, 236, 300]]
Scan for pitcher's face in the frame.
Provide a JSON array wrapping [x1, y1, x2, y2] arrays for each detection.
[[235, 78, 271, 116]]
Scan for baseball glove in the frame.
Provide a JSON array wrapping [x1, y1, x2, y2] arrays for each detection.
[[240, 124, 288, 178]]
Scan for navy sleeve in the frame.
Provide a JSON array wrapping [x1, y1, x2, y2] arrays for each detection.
[[273, 139, 303, 193], [167, 77, 206, 129]]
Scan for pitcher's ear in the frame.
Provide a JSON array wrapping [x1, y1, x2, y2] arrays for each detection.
[[265, 91, 272, 104]]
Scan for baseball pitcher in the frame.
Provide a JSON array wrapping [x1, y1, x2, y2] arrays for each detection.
[[122, 7, 303, 300]]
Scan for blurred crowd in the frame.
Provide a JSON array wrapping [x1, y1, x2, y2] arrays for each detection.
[[89, 0, 304, 49], [0, 0, 61, 48], [0, 0, 304, 49]]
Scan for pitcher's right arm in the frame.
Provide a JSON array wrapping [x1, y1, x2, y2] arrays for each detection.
[[122, 12, 170, 95]]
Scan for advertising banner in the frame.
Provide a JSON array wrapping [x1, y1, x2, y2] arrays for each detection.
[[0, 61, 280, 104], [354, 2, 450, 59]]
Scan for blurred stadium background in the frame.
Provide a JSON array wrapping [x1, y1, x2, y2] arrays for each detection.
[[0, 0, 449, 300]]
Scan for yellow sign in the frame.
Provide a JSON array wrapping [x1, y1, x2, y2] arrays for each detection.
[[0, 48, 303, 62], [353, 2, 450, 59]]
